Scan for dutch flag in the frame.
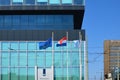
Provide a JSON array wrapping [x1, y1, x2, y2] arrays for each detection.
[[56, 36, 67, 47]]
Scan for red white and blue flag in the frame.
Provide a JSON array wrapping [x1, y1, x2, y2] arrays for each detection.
[[56, 36, 67, 47]]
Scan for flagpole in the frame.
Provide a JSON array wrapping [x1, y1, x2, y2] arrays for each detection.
[[44, 49, 46, 68], [52, 32, 54, 80], [66, 32, 69, 80], [79, 32, 82, 80], [52, 32, 54, 66]]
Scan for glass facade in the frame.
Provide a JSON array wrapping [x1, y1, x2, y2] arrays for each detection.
[[0, 0, 86, 79], [0, 0, 84, 5], [0, 41, 86, 80], [0, 15, 73, 30]]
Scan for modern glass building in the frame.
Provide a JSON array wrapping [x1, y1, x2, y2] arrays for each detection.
[[0, 0, 87, 80]]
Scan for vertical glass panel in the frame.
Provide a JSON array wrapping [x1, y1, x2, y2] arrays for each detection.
[[28, 52, 35, 67], [49, 0, 60, 4], [1, 42, 10, 50], [11, 51, 18, 67], [20, 15, 28, 25], [63, 52, 67, 67], [1, 68, 8, 80], [20, 52, 27, 66], [46, 51, 52, 67], [0, 0, 10, 5], [28, 68, 34, 80], [37, 15, 45, 25], [11, 42, 18, 50], [10, 68, 18, 80], [82, 66, 84, 80], [25, 0, 35, 4], [28, 15, 36, 25], [54, 52, 62, 67], [20, 42, 27, 50], [54, 15, 62, 24], [74, 0, 83, 5], [0, 16, 3, 25], [68, 68, 72, 80], [46, 15, 54, 24], [71, 68, 80, 80], [28, 42, 36, 50], [54, 68, 62, 80], [37, 51, 44, 67], [13, 0, 23, 2], [2, 51, 8, 67], [4, 15, 12, 25], [62, 15, 73, 25], [12, 0, 23, 4], [63, 68, 67, 80], [62, 0, 72, 4], [19, 68, 27, 80], [12, 15, 20, 25], [68, 51, 72, 67], [37, 0, 48, 4], [71, 52, 79, 66]]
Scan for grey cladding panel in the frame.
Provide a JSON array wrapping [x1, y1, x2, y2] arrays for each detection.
[[0, 30, 85, 41]]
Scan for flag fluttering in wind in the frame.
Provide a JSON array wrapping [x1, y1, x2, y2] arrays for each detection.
[[73, 40, 80, 48], [39, 38, 52, 49], [56, 36, 67, 47]]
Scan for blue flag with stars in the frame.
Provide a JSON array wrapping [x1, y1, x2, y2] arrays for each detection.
[[39, 38, 52, 49]]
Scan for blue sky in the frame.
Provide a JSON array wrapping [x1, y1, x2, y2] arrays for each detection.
[[82, 0, 120, 80]]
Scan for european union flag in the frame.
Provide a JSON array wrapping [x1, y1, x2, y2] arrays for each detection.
[[39, 38, 52, 49]]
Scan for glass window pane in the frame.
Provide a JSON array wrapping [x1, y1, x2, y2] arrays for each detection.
[[0, 0, 10, 5], [37, 15, 45, 25], [28, 15, 36, 25], [62, 15, 73, 25], [28, 42, 36, 50], [11, 51, 18, 67], [28, 68, 34, 80], [37, 51, 44, 67], [25, 0, 35, 4], [71, 68, 80, 80], [46, 15, 54, 24], [20, 52, 27, 66], [54, 15, 62, 24], [10, 68, 18, 80], [1, 42, 10, 50], [20, 68, 27, 80], [2, 51, 9, 67], [49, 0, 60, 4], [20, 42, 27, 50], [63, 52, 67, 67], [21, 15, 28, 25], [54, 52, 62, 67], [71, 52, 79, 66], [11, 42, 18, 50], [0, 16, 3, 24], [63, 68, 67, 80], [1, 68, 8, 80], [4, 15, 12, 25], [62, 0, 72, 4], [74, 0, 82, 4], [28, 52, 35, 66], [46, 52, 52, 67], [54, 68, 62, 80], [13, 0, 23, 2], [37, 0, 48, 4], [13, 15, 20, 25]]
